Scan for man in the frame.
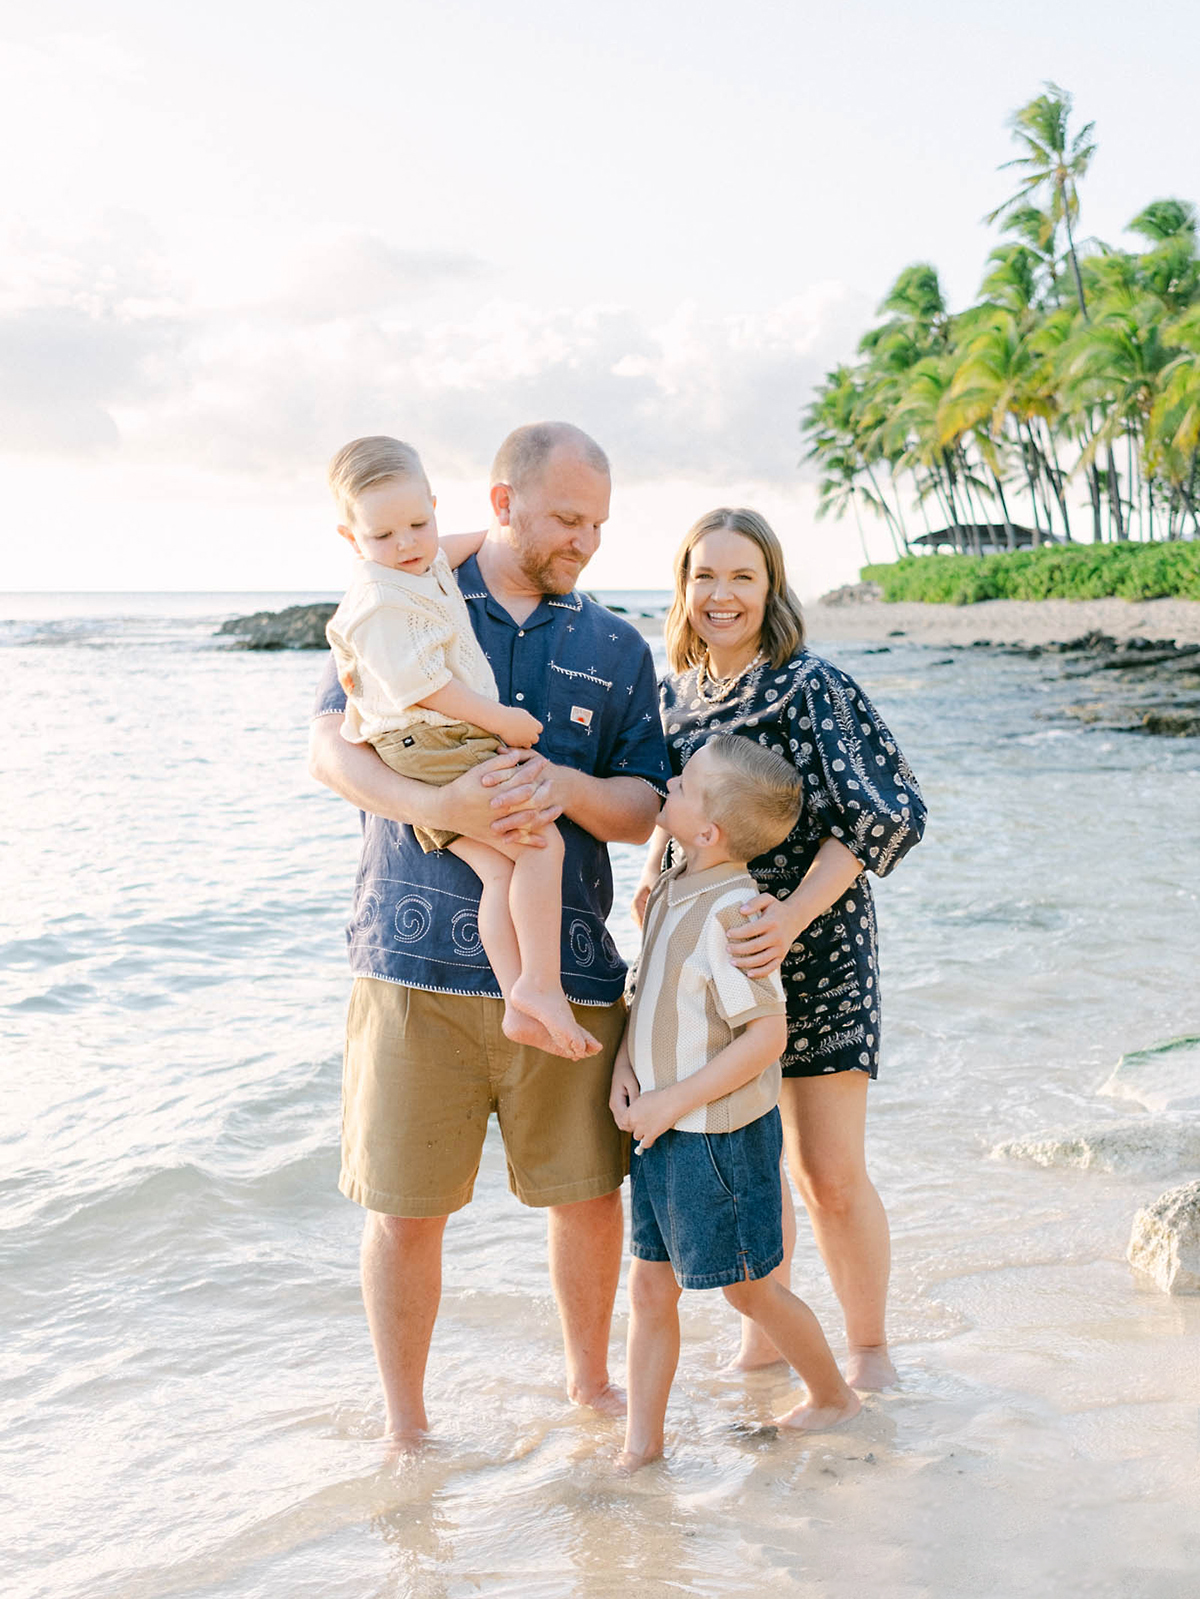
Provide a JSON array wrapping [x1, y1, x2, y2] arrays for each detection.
[[309, 421, 669, 1441]]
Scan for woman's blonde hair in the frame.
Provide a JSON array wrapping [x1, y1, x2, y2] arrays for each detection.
[[663, 507, 806, 674]]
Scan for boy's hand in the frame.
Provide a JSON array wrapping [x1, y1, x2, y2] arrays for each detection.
[[626, 1086, 680, 1154], [494, 705, 544, 748], [609, 1053, 640, 1129]]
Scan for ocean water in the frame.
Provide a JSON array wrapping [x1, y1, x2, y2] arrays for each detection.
[[2, 594, 1199, 1599]]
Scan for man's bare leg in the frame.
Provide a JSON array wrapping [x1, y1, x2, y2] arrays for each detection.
[[731, 1156, 796, 1370], [450, 834, 598, 1060], [618, 1259, 681, 1472], [784, 1073, 897, 1391], [548, 1189, 625, 1415], [360, 1210, 448, 1442]]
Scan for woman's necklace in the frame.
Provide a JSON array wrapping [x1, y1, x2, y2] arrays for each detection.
[[694, 649, 764, 707]]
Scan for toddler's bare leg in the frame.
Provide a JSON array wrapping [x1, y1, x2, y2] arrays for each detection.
[[723, 1276, 861, 1431], [618, 1259, 681, 1473], [507, 827, 599, 1059], [449, 834, 597, 1060]]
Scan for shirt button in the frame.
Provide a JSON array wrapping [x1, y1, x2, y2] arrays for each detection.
[[515, 692, 525, 701], [517, 630, 525, 637]]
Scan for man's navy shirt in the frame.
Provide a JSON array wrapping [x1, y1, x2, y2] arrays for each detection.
[[313, 554, 670, 1005]]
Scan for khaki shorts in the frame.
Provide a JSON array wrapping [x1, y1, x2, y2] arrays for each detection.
[[339, 979, 629, 1216], [371, 721, 501, 852]]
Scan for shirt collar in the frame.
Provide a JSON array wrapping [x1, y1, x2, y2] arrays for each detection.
[[665, 859, 751, 907], [457, 554, 581, 631]]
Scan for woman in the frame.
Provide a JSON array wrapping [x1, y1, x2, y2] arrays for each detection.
[[633, 508, 925, 1389]]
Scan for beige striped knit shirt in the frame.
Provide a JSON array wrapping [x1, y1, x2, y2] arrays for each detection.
[[628, 860, 786, 1135]]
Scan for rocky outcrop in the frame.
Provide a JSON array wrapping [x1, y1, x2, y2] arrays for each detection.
[[217, 603, 337, 649], [1098, 1036, 1200, 1117], [1048, 636, 1200, 736], [1127, 1179, 1200, 1293], [819, 581, 884, 606], [993, 1119, 1200, 1178]]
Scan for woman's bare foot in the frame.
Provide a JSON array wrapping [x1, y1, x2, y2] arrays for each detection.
[[845, 1345, 898, 1392], [726, 1323, 789, 1372], [775, 1388, 862, 1431], [507, 977, 601, 1059], [615, 1444, 662, 1474], [570, 1380, 626, 1418]]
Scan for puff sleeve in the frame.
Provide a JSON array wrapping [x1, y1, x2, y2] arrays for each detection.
[[331, 595, 455, 719], [795, 657, 925, 876]]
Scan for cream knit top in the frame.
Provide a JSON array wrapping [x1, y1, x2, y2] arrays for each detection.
[[326, 553, 499, 744]]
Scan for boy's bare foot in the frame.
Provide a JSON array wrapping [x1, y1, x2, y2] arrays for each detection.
[[775, 1389, 862, 1432], [570, 1380, 626, 1418], [845, 1345, 898, 1392], [615, 1445, 662, 1474], [507, 977, 601, 1060]]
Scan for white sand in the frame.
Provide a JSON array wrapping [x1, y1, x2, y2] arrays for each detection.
[[803, 596, 1200, 648]]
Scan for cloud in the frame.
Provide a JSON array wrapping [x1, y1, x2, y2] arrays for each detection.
[[0, 221, 869, 484]]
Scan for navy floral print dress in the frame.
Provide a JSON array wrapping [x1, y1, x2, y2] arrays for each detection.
[[659, 651, 926, 1078]]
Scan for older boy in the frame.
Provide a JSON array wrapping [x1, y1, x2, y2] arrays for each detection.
[[609, 735, 860, 1470]]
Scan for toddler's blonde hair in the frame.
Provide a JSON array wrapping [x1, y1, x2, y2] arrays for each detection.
[[698, 735, 803, 863], [327, 436, 427, 521]]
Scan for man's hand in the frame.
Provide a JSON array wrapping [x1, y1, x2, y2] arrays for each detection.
[[625, 1086, 681, 1154], [441, 749, 561, 846], [609, 1053, 641, 1129]]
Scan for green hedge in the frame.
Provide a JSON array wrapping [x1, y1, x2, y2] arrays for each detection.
[[862, 542, 1200, 604]]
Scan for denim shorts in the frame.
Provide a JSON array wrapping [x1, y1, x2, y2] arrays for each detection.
[[628, 1108, 784, 1290]]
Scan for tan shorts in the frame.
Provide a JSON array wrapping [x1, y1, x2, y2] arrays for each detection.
[[370, 721, 501, 852], [339, 979, 629, 1216]]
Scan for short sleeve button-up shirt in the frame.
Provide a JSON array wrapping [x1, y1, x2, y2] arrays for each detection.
[[313, 554, 670, 1005]]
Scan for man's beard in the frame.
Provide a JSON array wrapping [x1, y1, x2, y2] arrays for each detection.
[[517, 544, 588, 596]]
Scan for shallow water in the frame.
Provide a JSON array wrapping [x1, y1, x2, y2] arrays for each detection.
[[3, 596, 1199, 1598]]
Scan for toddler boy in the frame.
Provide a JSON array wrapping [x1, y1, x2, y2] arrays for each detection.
[[325, 435, 598, 1061], [609, 734, 860, 1470]]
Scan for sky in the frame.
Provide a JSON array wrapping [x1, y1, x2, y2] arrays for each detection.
[[1, 0, 1197, 598]]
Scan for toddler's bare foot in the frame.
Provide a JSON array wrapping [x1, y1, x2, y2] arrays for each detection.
[[508, 978, 601, 1060], [775, 1388, 862, 1432], [615, 1444, 662, 1474], [501, 1004, 562, 1055], [845, 1345, 898, 1392]]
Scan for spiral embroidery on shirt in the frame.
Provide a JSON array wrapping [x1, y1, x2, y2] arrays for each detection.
[[450, 908, 483, 956], [568, 918, 596, 967], [349, 888, 383, 936], [393, 894, 433, 944]]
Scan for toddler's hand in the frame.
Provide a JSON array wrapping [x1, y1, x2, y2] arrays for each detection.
[[496, 706, 543, 748]]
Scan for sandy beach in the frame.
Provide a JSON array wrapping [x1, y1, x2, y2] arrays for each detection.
[[803, 595, 1200, 648]]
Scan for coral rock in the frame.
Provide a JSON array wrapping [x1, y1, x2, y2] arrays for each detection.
[[1127, 1180, 1200, 1294]]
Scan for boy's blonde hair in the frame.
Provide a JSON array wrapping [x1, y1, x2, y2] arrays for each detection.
[[327, 436, 427, 521], [698, 735, 803, 863]]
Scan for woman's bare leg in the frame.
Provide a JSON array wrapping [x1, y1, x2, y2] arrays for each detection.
[[782, 1072, 896, 1390], [618, 1259, 681, 1472], [449, 833, 598, 1060]]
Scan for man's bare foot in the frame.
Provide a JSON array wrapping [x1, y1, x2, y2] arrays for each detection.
[[508, 977, 601, 1060], [845, 1345, 898, 1392], [775, 1388, 862, 1431], [382, 1425, 429, 1457], [615, 1444, 662, 1474], [569, 1380, 626, 1418]]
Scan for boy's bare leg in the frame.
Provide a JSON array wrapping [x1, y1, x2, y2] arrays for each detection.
[[449, 835, 596, 1059], [549, 1190, 626, 1416], [723, 1275, 861, 1431], [360, 1211, 448, 1444], [731, 1156, 795, 1370], [618, 1258, 681, 1471]]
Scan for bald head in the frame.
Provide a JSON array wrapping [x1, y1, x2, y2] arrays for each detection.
[[490, 421, 610, 493]]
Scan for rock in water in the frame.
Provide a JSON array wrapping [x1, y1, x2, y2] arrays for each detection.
[[993, 1120, 1200, 1177], [1098, 1035, 1200, 1116], [216, 603, 337, 649], [1128, 1179, 1200, 1293]]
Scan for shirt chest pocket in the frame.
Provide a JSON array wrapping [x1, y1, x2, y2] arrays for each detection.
[[539, 666, 610, 771]]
